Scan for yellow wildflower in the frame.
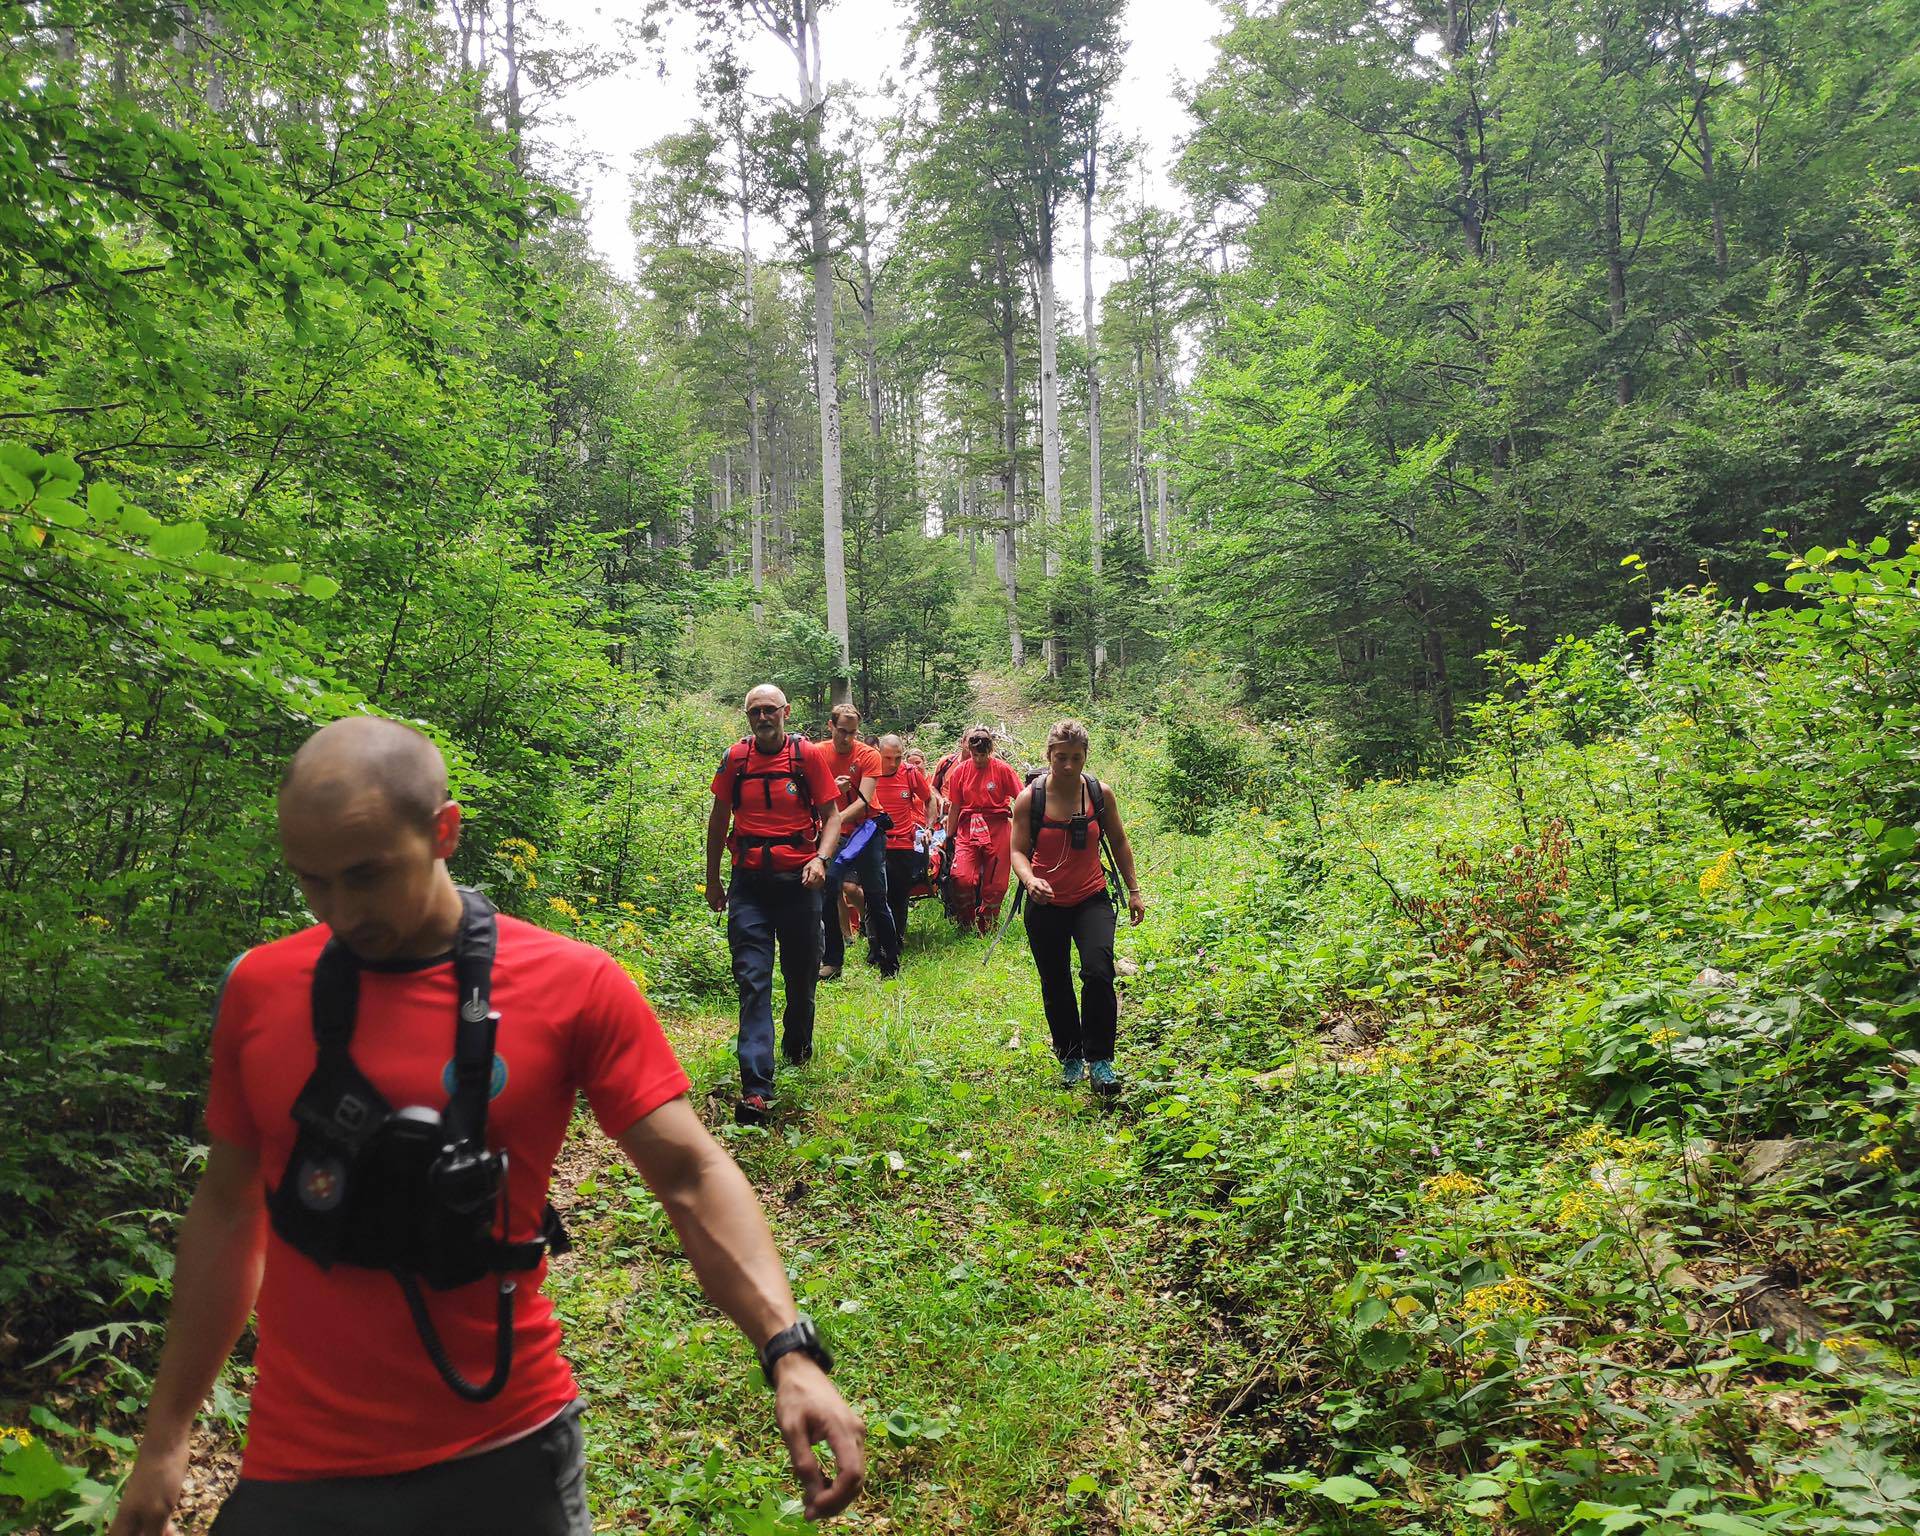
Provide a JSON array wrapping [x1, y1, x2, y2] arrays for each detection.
[[83, 914, 111, 930], [1698, 849, 1737, 898], [618, 902, 638, 913], [526, 872, 538, 888], [0, 1426, 31, 1448], [1556, 1186, 1604, 1230], [1862, 1144, 1893, 1167], [1648, 1027, 1680, 1046], [499, 837, 538, 865], [1562, 1124, 1612, 1156], [1422, 1171, 1485, 1205], [1823, 1333, 1870, 1353], [1459, 1275, 1545, 1324], [547, 897, 581, 923]]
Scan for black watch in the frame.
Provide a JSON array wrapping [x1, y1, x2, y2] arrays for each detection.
[[759, 1314, 833, 1389]]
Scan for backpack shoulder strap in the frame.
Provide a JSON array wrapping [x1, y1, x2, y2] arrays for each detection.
[[786, 734, 815, 810], [445, 887, 499, 1146]]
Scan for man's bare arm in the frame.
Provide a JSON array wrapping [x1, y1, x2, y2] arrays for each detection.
[[110, 1139, 266, 1536], [616, 1099, 866, 1519]]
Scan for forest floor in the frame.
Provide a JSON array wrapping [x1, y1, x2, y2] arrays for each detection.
[[542, 912, 1222, 1536]]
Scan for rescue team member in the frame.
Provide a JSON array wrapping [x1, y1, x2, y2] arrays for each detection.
[[706, 685, 846, 1124], [870, 734, 933, 957], [942, 727, 1023, 935], [817, 703, 897, 980], [111, 717, 864, 1536], [1009, 719, 1147, 1096]]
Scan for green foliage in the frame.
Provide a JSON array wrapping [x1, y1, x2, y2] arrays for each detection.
[[1117, 549, 1920, 1533], [1174, 0, 1920, 762]]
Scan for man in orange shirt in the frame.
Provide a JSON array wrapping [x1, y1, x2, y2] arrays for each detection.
[[869, 734, 933, 958], [818, 703, 897, 979], [111, 716, 864, 1536]]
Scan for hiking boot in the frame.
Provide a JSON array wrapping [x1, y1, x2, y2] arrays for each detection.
[[1088, 1060, 1120, 1097], [1060, 1057, 1086, 1088], [782, 1044, 813, 1068], [735, 1093, 774, 1126], [817, 963, 842, 982]]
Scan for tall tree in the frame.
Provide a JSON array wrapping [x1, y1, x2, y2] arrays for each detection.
[[671, 0, 854, 701], [915, 0, 1124, 676]]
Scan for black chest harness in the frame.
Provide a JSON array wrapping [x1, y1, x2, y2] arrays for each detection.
[[267, 888, 569, 1402]]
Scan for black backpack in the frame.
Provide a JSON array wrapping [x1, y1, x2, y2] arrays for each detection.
[[1017, 770, 1122, 907]]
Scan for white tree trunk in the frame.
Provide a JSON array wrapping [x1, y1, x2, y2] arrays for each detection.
[[795, 7, 850, 703], [1037, 251, 1062, 678], [1083, 179, 1104, 680]]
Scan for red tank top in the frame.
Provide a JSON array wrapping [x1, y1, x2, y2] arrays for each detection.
[[1028, 774, 1108, 907]]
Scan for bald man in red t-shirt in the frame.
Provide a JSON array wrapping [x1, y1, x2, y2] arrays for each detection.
[[112, 718, 864, 1536]]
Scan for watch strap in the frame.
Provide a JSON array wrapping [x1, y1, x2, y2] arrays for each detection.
[[758, 1315, 832, 1388]]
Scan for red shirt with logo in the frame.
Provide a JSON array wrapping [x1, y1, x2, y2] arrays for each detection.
[[870, 765, 932, 850], [823, 739, 882, 812], [945, 756, 1023, 840], [1025, 774, 1110, 907], [206, 916, 689, 1480], [711, 736, 841, 873]]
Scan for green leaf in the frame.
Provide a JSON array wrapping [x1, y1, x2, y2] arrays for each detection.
[[300, 573, 341, 600], [1570, 1500, 1652, 1532], [1687, 1515, 1767, 1536], [149, 520, 209, 559], [86, 480, 122, 521], [0, 1438, 82, 1504], [1314, 1475, 1379, 1506], [1065, 1473, 1100, 1496], [1356, 1327, 1414, 1372]]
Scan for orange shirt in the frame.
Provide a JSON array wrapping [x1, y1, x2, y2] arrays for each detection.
[[710, 736, 841, 873], [870, 765, 932, 850], [207, 920, 689, 1480], [824, 739, 882, 812]]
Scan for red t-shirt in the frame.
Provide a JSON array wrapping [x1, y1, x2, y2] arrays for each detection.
[[945, 756, 1022, 839], [1025, 775, 1109, 907], [206, 916, 690, 1480], [711, 736, 841, 872], [823, 740, 882, 812], [870, 765, 932, 850]]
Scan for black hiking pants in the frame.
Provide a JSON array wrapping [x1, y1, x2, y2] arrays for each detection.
[[210, 1401, 588, 1535], [1023, 893, 1118, 1064], [883, 847, 925, 958]]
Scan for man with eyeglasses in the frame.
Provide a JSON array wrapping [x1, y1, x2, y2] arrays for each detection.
[[706, 686, 845, 1123], [941, 727, 1022, 935]]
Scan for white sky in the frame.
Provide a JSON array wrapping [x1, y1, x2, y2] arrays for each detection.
[[534, 0, 1226, 291]]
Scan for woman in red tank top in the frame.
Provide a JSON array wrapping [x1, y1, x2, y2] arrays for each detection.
[[1009, 720, 1146, 1096]]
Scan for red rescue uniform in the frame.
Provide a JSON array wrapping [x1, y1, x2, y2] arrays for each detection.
[[207, 919, 690, 1481], [870, 764, 931, 851], [945, 755, 1022, 930], [711, 736, 841, 873]]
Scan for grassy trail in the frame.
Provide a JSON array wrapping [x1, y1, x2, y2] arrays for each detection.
[[548, 906, 1209, 1536]]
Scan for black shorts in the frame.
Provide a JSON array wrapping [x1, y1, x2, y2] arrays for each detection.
[[210, 1401, 589, 1536]]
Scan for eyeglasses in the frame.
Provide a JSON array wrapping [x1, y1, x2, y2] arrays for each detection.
[[746, 705, 782, 718]]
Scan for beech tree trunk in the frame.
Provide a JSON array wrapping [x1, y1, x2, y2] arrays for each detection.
[[1083, 164, 1105, 681]]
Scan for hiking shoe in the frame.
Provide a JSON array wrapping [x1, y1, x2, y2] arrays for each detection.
[[735, 1093, 774, 1126], [782, 1045, 813, 1068], [817, 963, 841, 981], [1060, 1057, 1086, 1088], [1088, 1060, 1120, 1096]]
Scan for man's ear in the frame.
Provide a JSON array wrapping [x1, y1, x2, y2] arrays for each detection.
[[432, 801, 463, 862]]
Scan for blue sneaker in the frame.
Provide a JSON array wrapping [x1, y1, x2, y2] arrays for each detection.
[[1088, 1060, 1120, 1096], [1060, 1058, 1086, 1088]]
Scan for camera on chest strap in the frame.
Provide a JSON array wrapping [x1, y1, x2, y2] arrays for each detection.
[[266, 888, 567, 1400]]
